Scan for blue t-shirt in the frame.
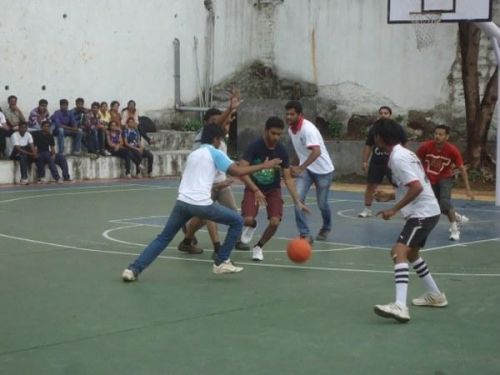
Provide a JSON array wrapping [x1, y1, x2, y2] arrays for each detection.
[[242, 137, 289, 191]]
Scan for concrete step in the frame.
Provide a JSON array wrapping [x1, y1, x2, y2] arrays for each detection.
[[0, 150, 190, 185]]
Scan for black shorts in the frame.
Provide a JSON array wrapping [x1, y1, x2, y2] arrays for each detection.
[[397, 215, 440, 248], [367, 162, 392, 184]]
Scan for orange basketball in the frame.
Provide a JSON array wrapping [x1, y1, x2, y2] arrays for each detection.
[[286, 238, 312, 263]]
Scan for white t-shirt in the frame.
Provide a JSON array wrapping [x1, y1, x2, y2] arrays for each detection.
[[11, 131, 34, 147], [288, 119, 334, 174], [389, 144, 441, 219], [0, 112, 6, 125], [178, 144, 233, 205], [192, 131, 229, 183]]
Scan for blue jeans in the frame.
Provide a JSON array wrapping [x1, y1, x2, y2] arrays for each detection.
[[36, 151, 70, 180], [128, 200, 243, 274], [55, 127, 83, 154], [294, 170, 334, 237]]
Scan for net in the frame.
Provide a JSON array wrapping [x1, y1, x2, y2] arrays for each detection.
[[409, 12, 442, 50]]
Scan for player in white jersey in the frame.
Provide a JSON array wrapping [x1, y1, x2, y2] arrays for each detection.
[[371, 118, 448, 323]]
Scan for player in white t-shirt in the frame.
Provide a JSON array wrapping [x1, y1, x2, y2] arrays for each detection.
[[371, 118, 448, 323], [122, 125, 282, 281], [10, 122, 38, 185], [285, 100, 335, 243]]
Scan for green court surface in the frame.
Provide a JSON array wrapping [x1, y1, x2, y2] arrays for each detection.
[[1, 180, 499, 375]]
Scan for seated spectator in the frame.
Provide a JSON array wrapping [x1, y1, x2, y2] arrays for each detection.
[[121, 100, 154, 145], [106, 121, 133, 178], [70, 98, 87, 129], [99, 102, 111, 125], [0, 108, 10, 158], [51, 99, 83, 155], [4, 95, 26, 132], [33, 120, 71, 183], [123, 118, 154, 178], [86, 102, 109, 156], [28, 99, 50, 132], [109, 101, 122, 130], [10, 122, 37, 185]]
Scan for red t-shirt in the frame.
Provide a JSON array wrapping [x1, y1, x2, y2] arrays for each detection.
[[416, 140, 463, 185]]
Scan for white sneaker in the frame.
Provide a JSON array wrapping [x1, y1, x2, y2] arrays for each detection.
[[456, 214, 469, 226], [449, 228, 460, 241], [412, 292, 448, 307], [213, 260, 244, 274], [252, 246, 264, 261], [122, 268, 137, 282], [374, 302, 410, 323], [240, 226, 256, 244], [358, 207, 372, 218], [20, 179, 29, 185]]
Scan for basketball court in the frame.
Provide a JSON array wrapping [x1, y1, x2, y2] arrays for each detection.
[[1, 179, 499, 374]]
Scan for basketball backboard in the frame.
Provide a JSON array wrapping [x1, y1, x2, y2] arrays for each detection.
[[388, 0, 492, 23]]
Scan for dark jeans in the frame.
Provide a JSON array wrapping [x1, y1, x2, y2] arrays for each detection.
[[36, 151, 70, 180], [54, 127, 82, 154], [83, 128, 105, 153], [128, 200, 244, 274], [110, 148, 132, 175], [0, 127, 13, 156], [10, 147, 35, 179], [130, 148, 153, 174]]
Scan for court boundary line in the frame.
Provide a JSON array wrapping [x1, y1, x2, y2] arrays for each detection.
[[2, 232, 500, 277]]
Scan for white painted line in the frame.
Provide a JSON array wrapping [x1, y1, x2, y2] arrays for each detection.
[[421, 237, 500, 252], [1, 232, 499, 277]]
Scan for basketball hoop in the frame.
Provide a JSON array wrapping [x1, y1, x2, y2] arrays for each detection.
[[410, 11, 442, 50]]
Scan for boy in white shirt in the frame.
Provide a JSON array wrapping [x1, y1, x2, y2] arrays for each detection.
[[372, 118, 448, 323], [10, 122, 37, 184], [286, 100, 335, 243]]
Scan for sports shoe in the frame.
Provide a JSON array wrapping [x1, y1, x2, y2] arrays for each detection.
[[358, 207, 372, 218], [300, 235, 314, 245], [456, 214, 469, 226], [252, 245, 264, 261], [240, 226, 257, 244], [316, 229, 330, 241], [122, 268, 137, 282], [177, 241, 203, 254], [373, 302, 410, 323], [449, 228, 460, 241], [213, 260, 244, 274], [235, 241, 250, 251], [412, 292, 448, 307], [20, 179, 29, 185]]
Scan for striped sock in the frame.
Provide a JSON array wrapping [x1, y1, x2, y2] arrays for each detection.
[[394, 263, 409, 307], [411, 257, 440, 294]]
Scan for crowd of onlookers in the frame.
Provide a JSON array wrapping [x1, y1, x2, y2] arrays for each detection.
[[0, 96, 155, 184]]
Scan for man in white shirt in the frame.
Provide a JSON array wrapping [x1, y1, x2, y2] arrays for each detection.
[[122, 125, 282, 281], [10, 122, 37, 184], [371, 118, 448, 323], [286, 100, 335, 243]]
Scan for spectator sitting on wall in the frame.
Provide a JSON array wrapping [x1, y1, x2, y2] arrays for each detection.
[[10, 122, 37, 185], [51, 98, 83, 156], [123, 117, 154, 178], [28, 99, 50, 132], [99, 101, 111, 126], [87, 101, 109, 156], [33, 120, 71, 183], [0, 107, 10, 158], [121, 100, 155, 145], [109, 101, 122, 130], [4, 95, 26, 133], [106, 120, 133, 179]]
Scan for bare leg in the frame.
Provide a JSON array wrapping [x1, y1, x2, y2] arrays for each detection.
[[255, 217, 280, 247]]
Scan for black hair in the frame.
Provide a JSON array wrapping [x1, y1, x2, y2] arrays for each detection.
[[39, 99, 48, 106], [372, 118, 402, 146], [75, 97, 84, 104], [7, 95, 17, 102], [265, 116, 285, 130], [110, 100, 119, 107], [91, 102, 100, 108], [378, 106, 392, 115], [285, 100, 303, 114], [200, 124, 225, 144], [100, 101, 107, 106], [60, 99, 69, 105], [41, 120, 50, 127], [434, 124, 450, 135], [203, 108, 222, 123]]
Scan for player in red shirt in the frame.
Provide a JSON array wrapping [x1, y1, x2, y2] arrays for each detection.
[[416, 125, 474, 241]]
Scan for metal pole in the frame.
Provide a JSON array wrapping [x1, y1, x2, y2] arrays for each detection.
[[173, 38, 181, 108], [491, 38, 500, 206]]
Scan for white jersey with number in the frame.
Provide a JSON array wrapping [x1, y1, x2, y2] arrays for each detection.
[[288, 119, 334, 175], [389, 144, 441, 219]]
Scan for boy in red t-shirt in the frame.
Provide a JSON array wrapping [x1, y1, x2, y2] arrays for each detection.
[[416, 125, 474, 241]]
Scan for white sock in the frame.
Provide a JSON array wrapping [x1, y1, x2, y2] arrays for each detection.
[[450, 221, 458, 231], [394, 263, 409, 307], [411, 257, 440, 294]]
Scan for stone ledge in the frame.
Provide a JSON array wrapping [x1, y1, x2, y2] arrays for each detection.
[[0, 150, 190, 185]]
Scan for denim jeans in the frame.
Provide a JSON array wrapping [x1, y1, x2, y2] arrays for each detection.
[[294, 169, 334, 237], [55, 127, 82, 154], [36, 151, 70, 180], [129, 200, 243, 274]]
